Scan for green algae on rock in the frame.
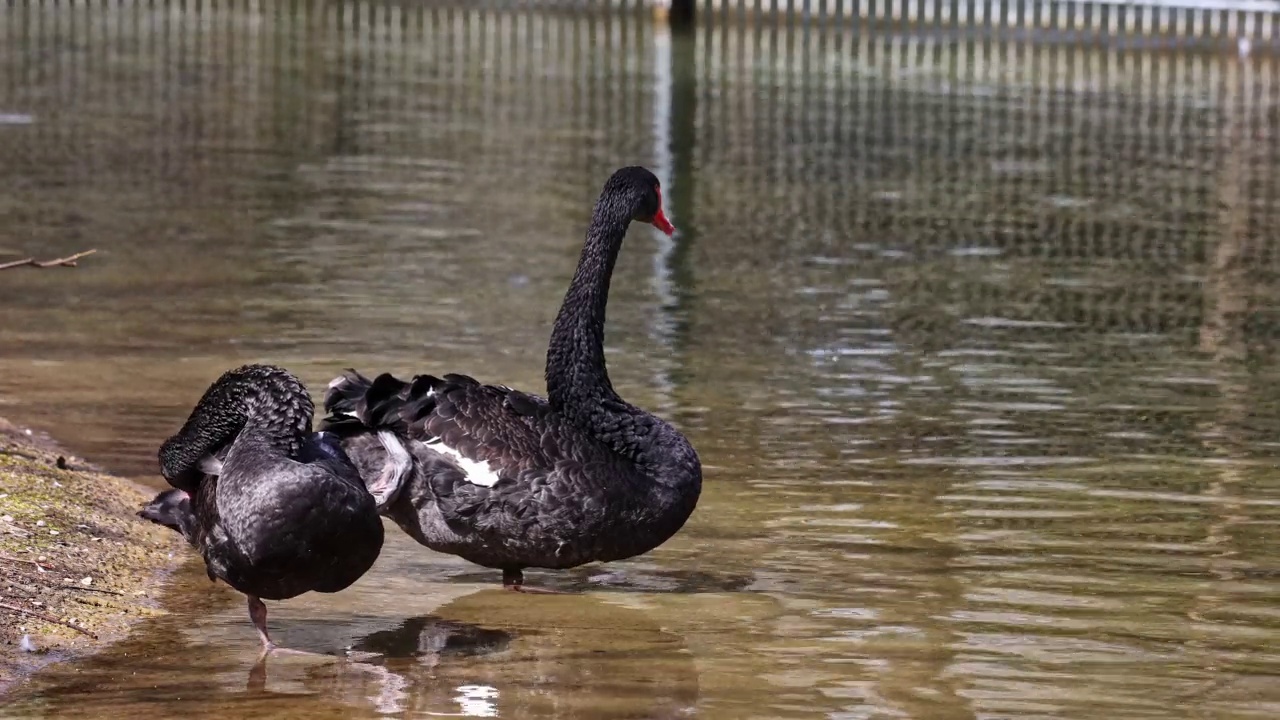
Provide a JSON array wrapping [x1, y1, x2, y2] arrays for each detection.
[[0, 417, 180, 694]]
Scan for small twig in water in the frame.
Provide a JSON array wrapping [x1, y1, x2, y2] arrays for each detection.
[[33, 249, 97, 268], [0, 257, 34, 271], [0, 249, 97, 271], [0, 601, 97, 638]]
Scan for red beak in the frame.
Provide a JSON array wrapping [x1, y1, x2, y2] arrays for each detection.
[[652, 207, 675, 236], [652, 186, 675, 236]]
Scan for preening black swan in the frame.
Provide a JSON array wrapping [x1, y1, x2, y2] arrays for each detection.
[[139, 364, 384, 650], [321, 165, 701, 592]]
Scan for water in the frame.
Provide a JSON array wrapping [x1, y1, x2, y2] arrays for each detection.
[[3, 4, 1280, 718]]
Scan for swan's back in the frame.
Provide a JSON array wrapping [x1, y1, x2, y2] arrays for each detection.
[[147, 365, 384, 601], [206, 432, 382, 598], [324, 371, 698, 570]]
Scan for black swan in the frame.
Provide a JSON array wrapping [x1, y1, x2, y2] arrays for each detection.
[[139, 364, 385, 650], [321, 165, 702, 592]]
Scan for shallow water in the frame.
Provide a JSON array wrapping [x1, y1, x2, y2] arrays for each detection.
[[3, 4, 1280, 719]]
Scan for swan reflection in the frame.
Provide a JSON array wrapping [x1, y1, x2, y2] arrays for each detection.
[[278, 589, 699, 718]]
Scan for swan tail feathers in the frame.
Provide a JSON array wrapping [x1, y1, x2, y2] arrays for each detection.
[[401, 375, 447, 426], [322, 369, 373, 420], [320, 369, 439, 509], [322, 369, 412, 432]]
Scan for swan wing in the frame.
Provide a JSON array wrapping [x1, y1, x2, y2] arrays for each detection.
[[407, 375, 638, 541]]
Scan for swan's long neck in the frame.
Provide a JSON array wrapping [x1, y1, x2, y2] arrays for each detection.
[[158, 364, 313, 492], [544, 180, 703, 491], [545, 198, 631, 431]]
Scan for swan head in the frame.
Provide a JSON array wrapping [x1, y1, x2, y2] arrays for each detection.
[[605, 166, 675, 237], [138, 488, 198, 543]]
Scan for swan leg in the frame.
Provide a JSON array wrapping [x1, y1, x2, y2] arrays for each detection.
[[246, 596, 334, 661], [501, 568, 570, 595], [248, 596, 275, 652]]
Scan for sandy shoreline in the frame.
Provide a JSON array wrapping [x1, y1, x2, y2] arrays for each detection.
[[0, 417, 181, 695]]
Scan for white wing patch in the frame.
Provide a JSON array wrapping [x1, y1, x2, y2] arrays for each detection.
[[369, 430, 413, 508], [427, 439, 502, 488], [198, 455, 223, 476], [377, 431, 413, 482]]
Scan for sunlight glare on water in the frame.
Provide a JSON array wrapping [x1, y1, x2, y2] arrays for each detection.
[[2, 3, 1280, 719]]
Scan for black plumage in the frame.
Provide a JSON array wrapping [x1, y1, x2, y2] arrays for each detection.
[[139, 364, 384, 650], [321, 166, 702, 591]]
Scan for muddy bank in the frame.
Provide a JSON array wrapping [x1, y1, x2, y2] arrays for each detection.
[[0, 417, 180, 694]]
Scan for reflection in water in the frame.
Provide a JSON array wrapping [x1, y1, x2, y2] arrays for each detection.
[[316, 591, 699, 719], [9, 578, 698, 719], [351, 615, 513, 660], [245, 611, 515, 714], [2, 3, 1280, 719]]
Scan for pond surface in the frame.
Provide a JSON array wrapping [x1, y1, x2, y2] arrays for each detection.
[[3, 4, 1280, 719]]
